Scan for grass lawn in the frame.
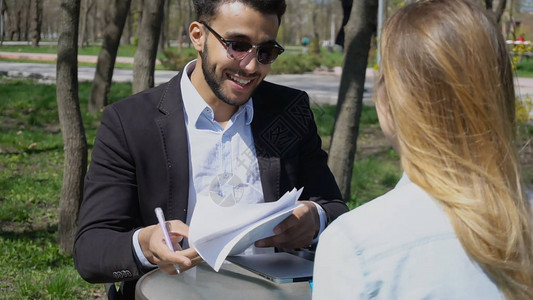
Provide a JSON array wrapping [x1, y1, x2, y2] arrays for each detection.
[[0, 79, 530, 298], [0, 57, 168, 71], [0, 44, 138, 57], [516, 58, 533, 78], [0, 79, 132, 299]]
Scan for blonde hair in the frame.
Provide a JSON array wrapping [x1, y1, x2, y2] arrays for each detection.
[[378, 0, 533, 298]]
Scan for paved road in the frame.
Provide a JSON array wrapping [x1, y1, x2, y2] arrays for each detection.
[[0, 61, 375, 106]]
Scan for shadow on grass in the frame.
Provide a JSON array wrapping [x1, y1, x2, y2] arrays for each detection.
[[0, 225, 58, 240]]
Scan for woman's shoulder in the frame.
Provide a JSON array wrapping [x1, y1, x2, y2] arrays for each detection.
[[322, 178, 455, 254]]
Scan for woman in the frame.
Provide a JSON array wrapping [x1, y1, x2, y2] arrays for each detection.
[[313, 0, 533, 299]]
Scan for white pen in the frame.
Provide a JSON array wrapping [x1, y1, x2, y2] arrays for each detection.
[[154, 207, 181, 274]]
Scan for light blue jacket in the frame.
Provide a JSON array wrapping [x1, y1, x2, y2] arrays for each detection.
[[313, 173, 505, 299]]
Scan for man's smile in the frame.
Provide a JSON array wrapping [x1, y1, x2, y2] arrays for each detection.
[[228, 73, 255, 87]]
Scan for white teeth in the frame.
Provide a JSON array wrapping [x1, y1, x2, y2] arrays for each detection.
[[230, 75, 251, 86]]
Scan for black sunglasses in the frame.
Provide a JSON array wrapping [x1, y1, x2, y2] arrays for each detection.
[[200, 21, 284, 65]]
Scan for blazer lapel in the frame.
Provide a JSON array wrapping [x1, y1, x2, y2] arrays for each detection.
[[251, 89, 281, 203], [155, 71, 190, 221]]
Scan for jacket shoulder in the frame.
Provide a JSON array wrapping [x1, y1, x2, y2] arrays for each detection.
[[252, 80, 309, 111], [109, 82, 169, 113]]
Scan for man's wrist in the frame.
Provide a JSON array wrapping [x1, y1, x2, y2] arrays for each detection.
[[310, 202, 326, 240], [133, 228, 157, 269]]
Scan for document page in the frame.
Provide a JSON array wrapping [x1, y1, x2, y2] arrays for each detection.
[[189, 188, 303, 271]]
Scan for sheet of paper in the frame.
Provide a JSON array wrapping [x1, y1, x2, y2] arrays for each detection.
[[189, 188, 303, 271]]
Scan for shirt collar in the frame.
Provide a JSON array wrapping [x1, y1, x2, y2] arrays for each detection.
[[180, 59, 254, 126]]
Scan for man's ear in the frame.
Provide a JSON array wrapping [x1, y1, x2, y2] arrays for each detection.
[[189, 22, 204, 52]]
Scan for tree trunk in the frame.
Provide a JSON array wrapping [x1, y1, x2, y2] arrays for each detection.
[[492, 0, 506, 23], [24, 2, 29, 41], [132, 0, 164, 94], [482, 0, 506, 24], [134, 0, 144, 41], [78, 0, 88, 47], [158, 0, 170, 51], [89, 0, 97, 43], [56, 0, 87, 255], [89, 0, 132, 114], [30, 0, 42, 47], [328, 0, 377, 200], [123, 6, 132, 45], [0, 0, 5, 46], [15, 9, 21, 41]]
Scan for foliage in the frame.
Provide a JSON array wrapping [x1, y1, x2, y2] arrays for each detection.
[[159, 48, 198, 71], [511, 44, 533, 70], [269, 53, 322, 74], [158, 47, 343, 75], [516, 94, 533, 124], [308, 37, 320, 56]]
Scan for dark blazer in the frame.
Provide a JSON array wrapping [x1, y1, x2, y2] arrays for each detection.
[[73, 70, 347, 292]]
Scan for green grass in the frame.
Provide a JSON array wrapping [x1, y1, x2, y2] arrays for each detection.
[[515, 58, 533, 78], [0, 57, 167, 71], [311, 104, 401, 208], [0, 44, 138, 57], [0, 79, 132, 298]]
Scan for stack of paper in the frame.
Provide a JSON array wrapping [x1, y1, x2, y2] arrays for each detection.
[[189, 188, 303, 271]]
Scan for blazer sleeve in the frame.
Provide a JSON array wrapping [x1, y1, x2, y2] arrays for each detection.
[[74, 105, 146, 283], [252, 81, 349, 225], [294, 93, 349, 224]]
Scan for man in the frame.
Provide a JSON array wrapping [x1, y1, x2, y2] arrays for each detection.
[[74, 0, 348, 297]]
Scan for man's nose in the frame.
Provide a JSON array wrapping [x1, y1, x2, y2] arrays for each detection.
[[239, 49, 260, 72]]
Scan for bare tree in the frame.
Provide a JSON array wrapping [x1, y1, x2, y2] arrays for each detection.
[[122, 4, 132, 45], [30, 0, 42, 47], [485, 0, 507, 23], [134, 0, 144, 41], [78, 0, 94, 47], [89, 0, 98, 43], [89, 0, 132, 113], [23, 1, 29, 40], [13, 5, 21, 40], [328, 0, 377, 200], [158, 0, 170, 52], [0, 0, 6, 45], [132, 0, 164, 94], [56, 0, 87, 255]]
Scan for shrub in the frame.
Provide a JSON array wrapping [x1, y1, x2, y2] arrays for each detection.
[[160, 49, 198, 71], [270, 54, 322, 74]]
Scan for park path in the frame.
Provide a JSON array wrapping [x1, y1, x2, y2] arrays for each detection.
[[1, 53, 533, 112], [0, 59, 375, 106], [0, 51, 138, 64]]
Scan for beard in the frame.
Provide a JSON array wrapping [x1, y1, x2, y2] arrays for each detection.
[[201, 43, 257, 107]]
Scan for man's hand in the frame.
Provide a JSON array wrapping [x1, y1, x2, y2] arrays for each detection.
[[255, 201, 320, 249], [139, 220, 203, 275]]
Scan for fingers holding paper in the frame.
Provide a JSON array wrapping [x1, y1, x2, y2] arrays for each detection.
[[255, 200, 320, 249], [139, 220, 203, 275]]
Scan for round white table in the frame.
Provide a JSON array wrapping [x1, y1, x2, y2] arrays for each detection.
[[135, 262, 312, 299]]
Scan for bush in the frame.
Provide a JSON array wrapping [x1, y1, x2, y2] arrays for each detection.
[[270, 54, 322, 74], [160, 49, 198, 71], [158, 46, 345, 74]]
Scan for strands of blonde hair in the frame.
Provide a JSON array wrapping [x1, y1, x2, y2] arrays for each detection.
[[379, 0, 533, 299]]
